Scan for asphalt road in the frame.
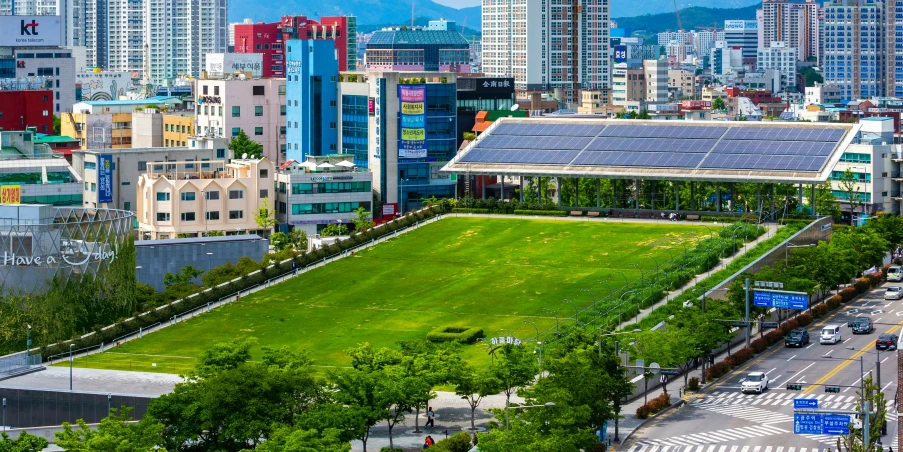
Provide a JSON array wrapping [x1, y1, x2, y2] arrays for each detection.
[[623, 281, 903, 452]]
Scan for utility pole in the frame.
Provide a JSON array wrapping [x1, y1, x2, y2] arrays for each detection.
[[745, 278, 751, 348]]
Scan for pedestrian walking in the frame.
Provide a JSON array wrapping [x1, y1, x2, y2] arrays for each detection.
[[425, 406, 435, 428], [709, 352, 715, 366], [693, 356, 699, 370]]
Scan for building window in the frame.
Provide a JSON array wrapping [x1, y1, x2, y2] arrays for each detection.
[[124, 201, 130, 211], [232, 106, 240, 117], [181, 212, 196, 222], [181, 192, 196, 201], [156, 212, 171, 221], [279, 85, 286, 95], [231, 127, 241, 137], [279, 126, 286, 135], [255, 106, 263, 116], [253, 86, 265, 95], [229, 190, 243, 199], [280, 105, 286, 116], [206, 211, 220, 220], [156, 192, 171, 201], [259, 169, 268, 178], [216, 148, 226, 158], [260, 189, 268, 198], [138, 161, 147, 171], [254, 127, 263, 136], [84, 161, 96, 170], [203, 85, 208, 95], [205, 190, 220, 200], [214, 86, 220, 95], [229, 210, 244, 219]]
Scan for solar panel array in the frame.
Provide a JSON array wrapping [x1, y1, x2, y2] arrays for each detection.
[[457, 123, 849, 173]]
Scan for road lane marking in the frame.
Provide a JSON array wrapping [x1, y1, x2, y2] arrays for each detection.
[[766, 367, 777, 374], [881, 356, 890, 363], [883, 381, 894, 392], [824, 349, 834, 356], [787, 362, 815, 385], [843, 338, 852, 343], [787, 355, 797, 361], [806, 344, 814, 349]]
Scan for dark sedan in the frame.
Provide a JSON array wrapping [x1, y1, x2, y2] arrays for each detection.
[[876, 334, 898, 350], [850, 317, 875, 334]]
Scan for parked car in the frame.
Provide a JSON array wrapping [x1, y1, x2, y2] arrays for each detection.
[[850, 317, 875, 334], [876, 334, 898, 350], [785, 328, 810, 347], [820, 325, 843, 344], [885, 286, 903, 300], [888, 266, 903, 282], [741, 372, 769, 394]]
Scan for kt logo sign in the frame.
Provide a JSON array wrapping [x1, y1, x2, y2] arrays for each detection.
[[20, 20, 38, 35]]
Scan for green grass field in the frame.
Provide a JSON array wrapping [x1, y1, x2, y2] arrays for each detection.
[[61, 218, 710, 373]]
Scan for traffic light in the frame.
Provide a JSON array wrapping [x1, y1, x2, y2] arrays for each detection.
[[786, 384, 802, 391], [825, 387, 841, 393]]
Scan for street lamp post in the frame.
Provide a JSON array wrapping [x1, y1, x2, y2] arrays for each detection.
[[69, 343, 74, 391], [598, 329, 642, 443], [542, 308, 560, 335], [562, 298, 580, 326], [629, 263, 644, 288], [846, 346, 880, 393], [620, 289, 639, 324], [25, 324, 30, 363], [206, 252, 213, 274], [108, 393, 112, 415]]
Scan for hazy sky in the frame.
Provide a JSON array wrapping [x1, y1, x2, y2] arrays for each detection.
[[432, 0, 481, 8]]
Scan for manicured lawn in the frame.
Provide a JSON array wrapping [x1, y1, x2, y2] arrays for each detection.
[[64, 217, 709, 372]]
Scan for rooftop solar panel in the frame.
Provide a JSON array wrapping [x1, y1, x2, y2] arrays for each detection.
[[723, 127, 846, 142], [585, 137, 717, 153], [598, 125, 727, 139]]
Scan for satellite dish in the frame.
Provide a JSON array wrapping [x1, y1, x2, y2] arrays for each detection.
[[510, 104, 520, 111], [242, 153, 248, 159]]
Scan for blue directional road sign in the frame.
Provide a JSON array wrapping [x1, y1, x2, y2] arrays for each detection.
[[822, 414, 851, 435], [794, 399, 819, 409], [753, 289, 809, 310], [794, 413, 822, 434]]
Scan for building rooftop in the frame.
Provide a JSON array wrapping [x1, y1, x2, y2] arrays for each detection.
[[77, 96, 182, 107], [34, 135, 78, 143], [136, 234, 265, 247], [368, 29, 469, 46]]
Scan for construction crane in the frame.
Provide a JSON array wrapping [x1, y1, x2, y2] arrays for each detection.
[[673, 0, 683, 31]]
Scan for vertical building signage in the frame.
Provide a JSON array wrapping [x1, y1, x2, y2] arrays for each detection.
[[97, 154, 113, 203], [0, 185, 21, 204], [374, 81, 381, 159], [398, 84, 427, 159]]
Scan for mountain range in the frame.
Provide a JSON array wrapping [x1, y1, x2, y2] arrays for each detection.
[[614, 4, 759, 39], [229, 0, 759, 28]]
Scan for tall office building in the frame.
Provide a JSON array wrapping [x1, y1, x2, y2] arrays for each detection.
[[693, 30, 724, 58], [285, 39, 338, 162], [723, 20, 758, 61], [105, 0, 143, 72], [759, 0, 819, 62], [482, 0, 610, 103], [144, 0, 227, 83], [822, 0, 885, 100], [757, 41, 798, 92]]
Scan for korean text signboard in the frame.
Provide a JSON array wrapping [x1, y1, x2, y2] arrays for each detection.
[[0, 185, 20, 204], [753, 289, 808, 310], [793, 413, 850, 435], [794, 414, 822, 434], [398, 84, 427, 159], [97, 154, 113, 203]]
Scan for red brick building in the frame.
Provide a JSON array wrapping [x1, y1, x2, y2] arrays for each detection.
[[0, 90, 53, 133], [233, 15, 357, 78]]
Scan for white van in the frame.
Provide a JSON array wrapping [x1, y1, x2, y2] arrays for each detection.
[[888, 266, 903, 282], [820, 325, 842, 344]]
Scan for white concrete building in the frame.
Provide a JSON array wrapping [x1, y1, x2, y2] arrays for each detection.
[[723, 20, 759, 61], [644, 59, 668, 103], [194, 78, 287, 165], [710, 41, 743, 78], [145, 0, 228, 83], [4, 47, 77, 114], [71, 136, 231, 211], [831, 117, 895, 217], [275, 156, 373, 236], [757, 41, 798, 92], [481, 0, 610, 103]]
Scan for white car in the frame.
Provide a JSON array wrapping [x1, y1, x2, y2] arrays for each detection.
[[885, 286, 903, 300], [741, 372, 769, 394]]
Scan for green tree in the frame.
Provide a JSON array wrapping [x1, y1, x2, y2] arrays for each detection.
[[375, 367, 424, 451], [135, 282, 160, 310], [799, 67, 824, 87], [321, 223, 349, 237], [227, 129, 263, 159], [54, 408, 163, 452], [330, 368, 385, 452], [206, 230, 225, 237], [631, 329, 697, 391], [454, 363, 502, 430], [788, 241, 857, 296], [712, 97, 727, 111], [163, 265, 203, 287], [835, 376, 885, 452], [488, 343, 538, 431], [837, 168, 864, 223], [863, 214, 903, 252], [257, 427, 350, 452], [290, 228, 308, 250], [0, 432, 48, 452], [397, 340, 464, 432], [191, 338, 255, 378], [350, 207, 375, 232], [271, 231, 290, 251], [431, 432, 474, 452], [52, 115, 61, 135], [255, 197, 277, 235]]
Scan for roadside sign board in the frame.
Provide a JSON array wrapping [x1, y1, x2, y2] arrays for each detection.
[[822, 414, 851, 435], [794, 399, 818, 409], [753, 289, 808, 310], [794, 414, 822, 434], [732, 321, 750, 328], [762, 322, 779, 330]]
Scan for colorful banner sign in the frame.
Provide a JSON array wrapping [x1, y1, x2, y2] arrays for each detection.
[[398, 84, 427, 159], [98, 154, 113, 203], [0, 185, 21, 204]]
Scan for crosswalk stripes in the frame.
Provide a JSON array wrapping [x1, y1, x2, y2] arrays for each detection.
[[631, 424, 790, 447], [698, 403, 793, 425], [623, 445, 836, 452], [693, 391, 898, 419]]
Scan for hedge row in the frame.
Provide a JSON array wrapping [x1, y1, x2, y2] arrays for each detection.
[[425, 326, 484, 344], [635, 392, 672, 419], [41, 205, 452, 360], [512, 210, 567, 216], [705, 270, 885, 381]]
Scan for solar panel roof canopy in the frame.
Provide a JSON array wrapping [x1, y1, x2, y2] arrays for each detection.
[[441, 118, 861, 184]]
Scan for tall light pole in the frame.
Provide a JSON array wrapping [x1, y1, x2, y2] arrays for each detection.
[[542, 308, 560, 335], [621, 289, 639, 324], [562, 298, 580, 326], [847, 345, 880, 394], [69, 343, 74, 391], [25, 324, 30, 363]]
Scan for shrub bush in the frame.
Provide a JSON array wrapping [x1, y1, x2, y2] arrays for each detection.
[[764, 329, 784, 346], [795, 312, 813, 327], [730, 347, 755, 366], [706, 360, 732, 380], [811, 303, 828, 318], [635, 405, 652, 419], [751, 337, 768, 353], [426, 326, 484, 344], [783, 319, 799, 332], [839, 287, 857, 302], [432, 432, 474, 452], [867, 273, 884, 287], [853, 277, 870, 294], [512, 209, 567, 217], [636, 392, 671, 419], [451, 208, 490, 214], [826, 295, 842, 310], [687, 377, 700, 391]]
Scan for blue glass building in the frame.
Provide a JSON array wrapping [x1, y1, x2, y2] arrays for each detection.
[[285, 40, 339, 162], [340, 92, 369, 167]]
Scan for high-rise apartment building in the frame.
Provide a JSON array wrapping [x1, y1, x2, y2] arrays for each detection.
[[105, 0, 143, 73], [759, 0, 819, 62], [757, 41, 798, 92], [723, 20, 759, 61], [482, 0, 610, 103], [822, 0, 885, 100], [144, 0, 227, 83], [693, 30, 724, 58]]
